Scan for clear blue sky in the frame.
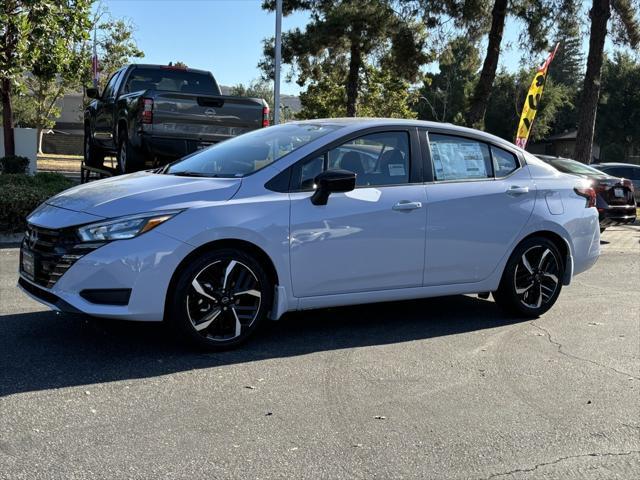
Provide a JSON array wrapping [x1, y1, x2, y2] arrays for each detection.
[[101, 0, 593, 96]]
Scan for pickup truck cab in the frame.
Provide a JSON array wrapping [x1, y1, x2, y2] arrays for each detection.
[[84, 64, 269, 173]]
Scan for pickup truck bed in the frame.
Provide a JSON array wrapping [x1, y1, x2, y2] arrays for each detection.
[[84, 64, 269, 173]]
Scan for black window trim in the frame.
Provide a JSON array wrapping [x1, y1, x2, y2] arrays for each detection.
[[101, 69, 123, 100], [274, 126, 423, 193], [420, 128, 524, 184]]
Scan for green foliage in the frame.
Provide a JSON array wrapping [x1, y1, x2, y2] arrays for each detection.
[[416, 36, 481, 124], [0, 155, 30, 174], [261, 0, 429, 116], [595, 52, 640, 160], [0, 172, 74, 232], [230, 79, 274, 108]]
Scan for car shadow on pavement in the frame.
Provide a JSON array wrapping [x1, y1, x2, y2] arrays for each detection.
[[0, 295, 527, 396]]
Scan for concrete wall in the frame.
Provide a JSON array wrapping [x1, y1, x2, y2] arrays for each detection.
[[0, 128, 38, 174]]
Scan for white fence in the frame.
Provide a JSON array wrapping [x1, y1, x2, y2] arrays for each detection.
[[0, 128, 37, 174]]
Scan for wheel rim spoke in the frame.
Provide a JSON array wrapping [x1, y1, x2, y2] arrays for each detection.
[[538, 248, 551, 270], [233, 289, 261, 299], [223, 260, 237, 289], [231, 307, 242, 337], [191, 278, 217, 302], [194, 308, 221, 331], [515, 281, 534, 294], [521, 253, 534, 274]]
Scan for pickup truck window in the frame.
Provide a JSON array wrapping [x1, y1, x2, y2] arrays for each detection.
[[165, 123, 341, 178], [124, 67, 220, 95]]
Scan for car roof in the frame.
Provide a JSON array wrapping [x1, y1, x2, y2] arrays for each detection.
[[291, 118, 520, 152]]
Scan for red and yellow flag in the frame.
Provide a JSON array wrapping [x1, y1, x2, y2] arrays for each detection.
[[515, 43, 559, 149]]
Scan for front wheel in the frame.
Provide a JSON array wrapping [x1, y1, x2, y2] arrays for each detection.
[[493, 237, 564, 318], [117, 130, 144, 174], [84, 129, 104, 168], [167, 248, 273, 350]]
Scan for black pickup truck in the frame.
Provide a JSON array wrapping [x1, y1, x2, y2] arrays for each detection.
[[84, 64, 269, 173]]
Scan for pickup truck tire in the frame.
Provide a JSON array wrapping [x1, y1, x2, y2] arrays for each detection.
[[117, 129, 144, 174], [84, 129, 104, 168]]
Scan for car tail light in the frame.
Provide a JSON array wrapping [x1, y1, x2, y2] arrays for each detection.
[[574, 185, 596, 208], [622, 178, 634, 192], [140, 98, 153, 124], [262, 106, 270, 127]]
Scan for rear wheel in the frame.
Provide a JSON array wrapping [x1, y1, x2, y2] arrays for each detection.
[[168, 248, 273, 350], [84, 128, 104, 168], [493, 237, 564, 317]]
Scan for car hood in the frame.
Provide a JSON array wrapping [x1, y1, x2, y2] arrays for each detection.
[[46, 171, 242, 218]]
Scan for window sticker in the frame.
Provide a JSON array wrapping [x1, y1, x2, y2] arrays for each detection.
[[388, 164, 406, 176], [430, 141, 487, 180]]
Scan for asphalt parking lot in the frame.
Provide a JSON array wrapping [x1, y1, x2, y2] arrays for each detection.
[[1, 225, 638, 479]]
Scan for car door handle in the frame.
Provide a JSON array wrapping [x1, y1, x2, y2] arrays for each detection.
[[392, 201, 423, 211], [506, 185, 529, 196]]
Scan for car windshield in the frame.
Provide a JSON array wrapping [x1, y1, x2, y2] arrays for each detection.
[[165, 123, 342, 177], [550, 159, 604, 176]]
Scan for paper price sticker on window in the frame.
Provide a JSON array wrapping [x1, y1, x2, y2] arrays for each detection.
[[388, 164, 406, 177]]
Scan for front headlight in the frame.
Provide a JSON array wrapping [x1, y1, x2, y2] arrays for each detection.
[[77, 210, 181, 242]]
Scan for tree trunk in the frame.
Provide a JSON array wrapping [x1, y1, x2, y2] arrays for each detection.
[[574, 0, 610, 164], [346, 41, 362, 117], [465, 0, 508, 128], [1, 78, 15, 157]]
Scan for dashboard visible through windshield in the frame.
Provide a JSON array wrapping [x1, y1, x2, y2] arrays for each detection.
[[165, 123, 342, 178]]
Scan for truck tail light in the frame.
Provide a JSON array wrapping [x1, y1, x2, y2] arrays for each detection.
[[574, 185, 596, 208], [140, 98, 153, 124], [262, 106, 270, 127]]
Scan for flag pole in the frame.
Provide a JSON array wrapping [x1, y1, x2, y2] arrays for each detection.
[[273, 0, 282, 124]]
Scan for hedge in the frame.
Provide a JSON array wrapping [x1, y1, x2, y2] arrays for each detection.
[[0, 173, 75, 233]]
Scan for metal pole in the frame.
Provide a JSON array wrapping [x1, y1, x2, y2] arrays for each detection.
[[274, 0, 282, 124]]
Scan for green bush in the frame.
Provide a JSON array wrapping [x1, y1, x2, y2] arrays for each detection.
[[0, 173, 75, 233], [0, 155, 31, 174]]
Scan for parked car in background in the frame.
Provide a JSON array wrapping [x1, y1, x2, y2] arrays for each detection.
[[84, 64, 269, 174], [590, 162, 640, 203], [536, 155, 636, 232], [20, 120, 600, 350]]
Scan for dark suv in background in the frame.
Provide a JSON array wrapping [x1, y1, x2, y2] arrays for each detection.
[[536, 155, 636, 232]]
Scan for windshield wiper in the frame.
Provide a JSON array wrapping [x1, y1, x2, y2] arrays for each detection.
[[167, 171, 213, 177]]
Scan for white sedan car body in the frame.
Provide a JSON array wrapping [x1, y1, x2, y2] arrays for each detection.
[[19, 119, 600, 348]]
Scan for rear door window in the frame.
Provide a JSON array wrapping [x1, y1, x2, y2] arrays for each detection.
[[428, 134, 493, 181]]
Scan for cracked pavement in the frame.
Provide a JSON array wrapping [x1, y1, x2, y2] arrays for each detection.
[[1, 223, 638, 479]]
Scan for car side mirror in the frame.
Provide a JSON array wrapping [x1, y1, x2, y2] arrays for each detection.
[[310, 169, 356, 206], [86, 87, 99, 99]]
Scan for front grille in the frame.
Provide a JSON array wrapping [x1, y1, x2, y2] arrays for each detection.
[[20, 224, 102, 289]]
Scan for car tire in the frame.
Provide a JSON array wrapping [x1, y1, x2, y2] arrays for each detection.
[[167, 248, 273, 350], [600, 227, 606, 234], [493, 236, 564, 318], [117, 128, 144, 174], [84, 128, 104, 168]]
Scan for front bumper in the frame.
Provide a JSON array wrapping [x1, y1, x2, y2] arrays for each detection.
[[18, 229, 193, 321]]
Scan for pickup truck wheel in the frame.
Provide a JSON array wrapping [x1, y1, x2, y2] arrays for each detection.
[[84, 129, 104, 168], [117, 130, 144, 174]]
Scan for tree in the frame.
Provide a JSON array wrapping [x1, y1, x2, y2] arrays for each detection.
[[420, 0, 556, 128], [83, 17, 144, 91], [0, 0, 91, 157], [595, 52, 640, 161], [261, 0, 428, 117], [416, 36, 481, 124], [546, 0, 584, 135], [574, 0, 639, 163], [230, 79, 274, 108]]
